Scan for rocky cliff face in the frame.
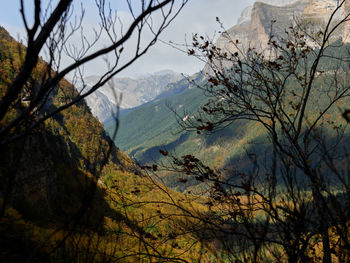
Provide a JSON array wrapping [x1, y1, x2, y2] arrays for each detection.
[[84, 90, 116, 123], [343, 0, 350, 42], [303, 0, 342, 22], [249, 0, 309, 50], [300, 0, 347, 45], [215, 0, 308, 56], [85, 71, 182, 108], [81, 71, 182, 123], [237, 0, 299, 25], [218, 0, 349, 56]]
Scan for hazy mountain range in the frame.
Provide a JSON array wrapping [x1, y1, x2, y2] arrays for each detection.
[[237, 0, 299, 24], [0, 26, 197, 261], [86, 0, 350, 125], [216, 0, 350, 58], [2, 1, 350, 260], [79, 70, 182, 123], [105, 0, 350, 191]]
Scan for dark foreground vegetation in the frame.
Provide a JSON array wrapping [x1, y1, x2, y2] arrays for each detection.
[[1, 0, 350, 262]]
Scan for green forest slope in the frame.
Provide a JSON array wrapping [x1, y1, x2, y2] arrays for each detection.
[[0, 26, 209, 263]]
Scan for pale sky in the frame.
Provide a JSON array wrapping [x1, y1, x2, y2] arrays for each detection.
[[0, 0, 254, 78]]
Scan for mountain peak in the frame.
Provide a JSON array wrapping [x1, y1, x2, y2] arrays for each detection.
[[153, 69, 179, 76], [237, 0, 299, 24], [218, 0, 350, 57]]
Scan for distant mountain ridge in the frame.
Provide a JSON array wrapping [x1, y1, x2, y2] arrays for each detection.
[[87, 0, 350, 124], [108, 0, 350, 192], [0, 25, 139, 219], [81, 70, 182, 123], [0, 26, 208, 262], [237, 0, 299, 24], [217, 0, 349, 57]]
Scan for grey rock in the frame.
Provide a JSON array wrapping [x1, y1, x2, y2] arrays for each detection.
[[78, 70, 182, 123]]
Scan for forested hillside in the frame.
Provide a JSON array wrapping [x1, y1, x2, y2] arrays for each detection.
[[0, 26, 208, 262], [109, 0, 350, 192], [2, 0, 350, 262]]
